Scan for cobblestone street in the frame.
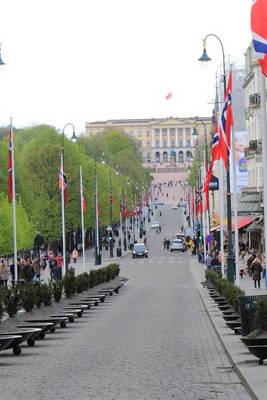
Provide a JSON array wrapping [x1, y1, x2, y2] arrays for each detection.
[[0, 206, 252, 400]]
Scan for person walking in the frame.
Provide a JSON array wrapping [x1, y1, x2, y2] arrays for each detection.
[[55, 253, 63, 280], [166, 239, 170, 250], [251, 255, 263, 289], [163, 238, 167, 250], [72, 248, 78, 264], [0, 258, 8, 288]]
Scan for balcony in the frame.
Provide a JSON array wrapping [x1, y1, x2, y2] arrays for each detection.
[[248, 93, 261, 107]]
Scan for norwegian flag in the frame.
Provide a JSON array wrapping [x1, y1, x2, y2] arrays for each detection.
[[251, 0, 267, 76], [202, 162, 213, 211], [81, 187, 86, 213], [8, 125, 13, 202], [219, 70, 233, 170], [59, 158, 68, 205], [211, 113, 220, 163], [195, 190, 203, 215]]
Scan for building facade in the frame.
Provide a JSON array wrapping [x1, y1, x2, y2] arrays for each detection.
[[85, 117, 211, 164], [243, 44, 263, 191]]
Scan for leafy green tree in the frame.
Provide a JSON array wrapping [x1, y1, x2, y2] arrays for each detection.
[[0, 195, 35, 255]]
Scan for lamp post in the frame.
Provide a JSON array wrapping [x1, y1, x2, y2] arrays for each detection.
[[0, 44, 5, 66], [198, 34, 235, 282], [61, 123, 77, 277]]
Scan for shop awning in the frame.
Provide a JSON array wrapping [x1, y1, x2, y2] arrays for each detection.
[[210, 216, 255, 233]]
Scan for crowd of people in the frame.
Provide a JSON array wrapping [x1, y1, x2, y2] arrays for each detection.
[[0, 248, 81, 287]]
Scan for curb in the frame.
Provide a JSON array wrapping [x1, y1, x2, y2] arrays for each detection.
[[197, 286, 260, 400]]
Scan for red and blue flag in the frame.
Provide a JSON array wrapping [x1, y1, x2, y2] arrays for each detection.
[[251, 0, 267, 76]]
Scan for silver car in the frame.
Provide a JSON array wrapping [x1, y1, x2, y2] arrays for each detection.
[[170, 239, 186, 252]]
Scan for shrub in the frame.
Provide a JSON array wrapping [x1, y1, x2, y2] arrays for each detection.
[[33, 283, 43, 308], [256, 298, 267, 331], [63, 270, 76, 298], [41, 282, 53, 306], [3, 286, 21, 317], [52, 280, 63, 302], [0, 286, 4, 315], [205, 269, 244, 312], [21, 284, 36, 312]]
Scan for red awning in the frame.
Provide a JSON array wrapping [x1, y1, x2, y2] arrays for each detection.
[[210, 216, 254, 233], [232, 216, 255, 231]]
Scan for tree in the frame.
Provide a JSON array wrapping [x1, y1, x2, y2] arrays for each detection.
[[0, 195, 35, 255]]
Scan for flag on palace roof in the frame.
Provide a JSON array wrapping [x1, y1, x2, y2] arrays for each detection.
[[165, 92, 172, 100]]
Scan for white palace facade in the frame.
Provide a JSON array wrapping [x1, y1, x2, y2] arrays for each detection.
[[85, 117, 211, 164]]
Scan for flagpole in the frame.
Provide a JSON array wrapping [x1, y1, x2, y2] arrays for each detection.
[[80, 166, 86, 270], [202, 159, 207, 266], [232, 127, 239, 286], [94, 160, 101, 265], [260, 74, 267, 270], [219, 159, 225, 276], [61, 153, 66, 277], [10, 118, 18, 283]]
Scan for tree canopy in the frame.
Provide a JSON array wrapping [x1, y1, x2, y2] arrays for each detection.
[[0, 124, 151, 251]]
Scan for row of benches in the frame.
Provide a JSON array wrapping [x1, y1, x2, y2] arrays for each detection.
[[0, 281, 125, 356]]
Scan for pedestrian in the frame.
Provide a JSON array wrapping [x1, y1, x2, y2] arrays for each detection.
[[206, 253, 213, 269], [144, 237, 147, 247], [72, 248, 78, 264], [48, 249, 56, 279], [163, 238, 167, 250], [0, 258, 8, 288], [166, 239, 170, 250], [251, 255, 262, 289], [55, 253, 63, 280], [159, 225, 161, 233]]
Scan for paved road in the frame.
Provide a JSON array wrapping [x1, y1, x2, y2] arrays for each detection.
[[0, 205, 252, 400]]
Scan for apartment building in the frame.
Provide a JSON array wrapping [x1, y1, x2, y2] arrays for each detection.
[[85, 117, 211, 164]]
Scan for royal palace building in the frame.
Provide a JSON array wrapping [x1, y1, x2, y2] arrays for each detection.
[[85, 117, 211, 164]]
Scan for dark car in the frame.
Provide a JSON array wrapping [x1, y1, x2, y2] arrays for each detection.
[[132, 243, 148, 258]]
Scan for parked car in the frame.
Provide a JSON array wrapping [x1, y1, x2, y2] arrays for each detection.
[[170, 239, 186, 252], [154, 200, 164, 205], [177, 201, 186, 208], [171, 205, 178, 210], [151, 221, 160, 229], [132, 243, 148, 258], [175, 232, 186, 240]]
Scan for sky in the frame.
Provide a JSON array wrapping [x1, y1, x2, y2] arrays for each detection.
[[0, 0, 252, 136]]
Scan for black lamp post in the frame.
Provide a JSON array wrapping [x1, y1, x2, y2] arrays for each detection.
[[198, 33, 234, 283]]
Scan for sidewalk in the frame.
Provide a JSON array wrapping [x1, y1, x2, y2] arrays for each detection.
[[191, 256, 267, 400]]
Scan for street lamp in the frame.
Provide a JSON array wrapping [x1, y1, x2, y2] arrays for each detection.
[[61, 123, 77, 277], [0, 44, 5, 66], [198, 33, 234, 283]]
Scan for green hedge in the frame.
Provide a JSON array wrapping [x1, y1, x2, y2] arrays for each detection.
[[1, 263, 120, 317], [205, 270, 245, 312]]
